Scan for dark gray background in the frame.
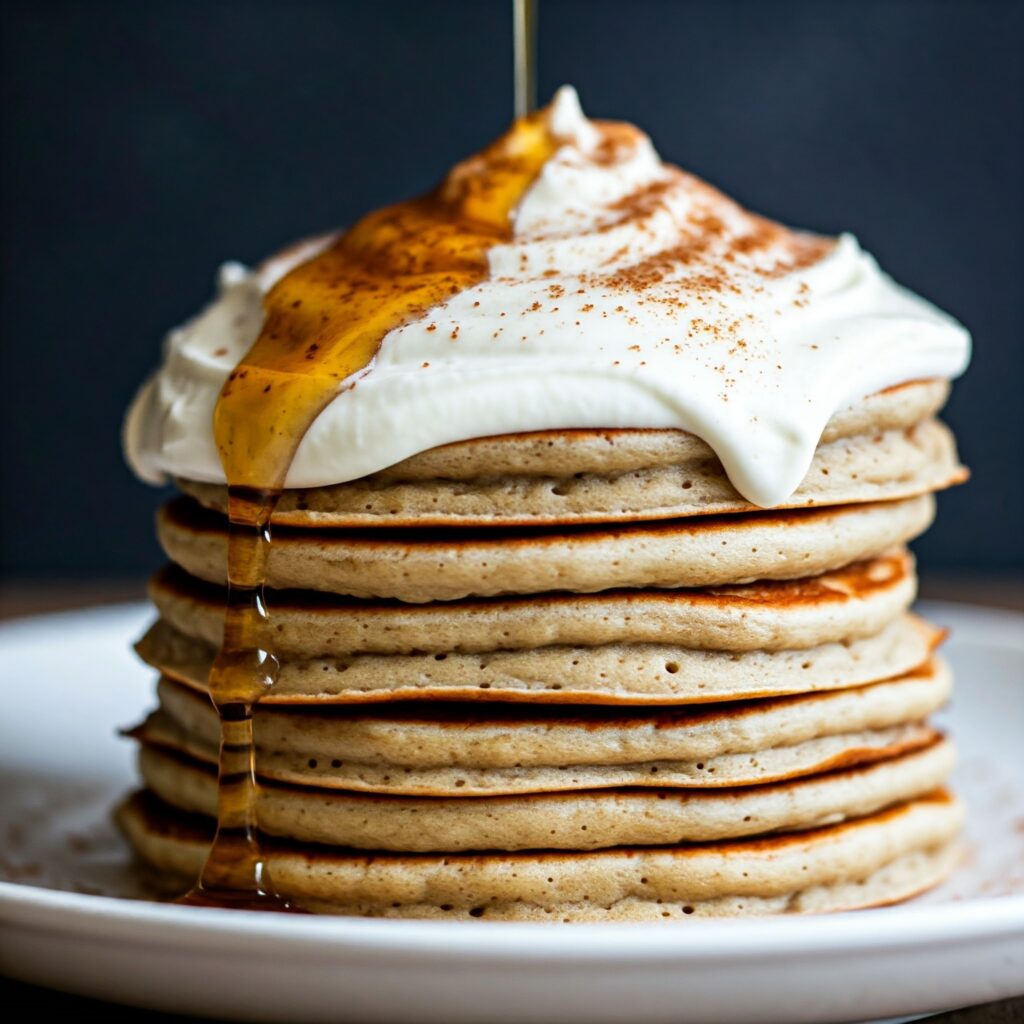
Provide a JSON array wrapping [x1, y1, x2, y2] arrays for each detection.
[[2, 0, 1021, 580]]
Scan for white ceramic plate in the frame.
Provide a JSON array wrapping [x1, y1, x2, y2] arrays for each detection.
[[0, 600, 1022, 1024]]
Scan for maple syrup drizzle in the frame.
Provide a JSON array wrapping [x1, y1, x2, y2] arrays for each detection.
[[179, 107, 557, 910], [177, 487, 290, 909]]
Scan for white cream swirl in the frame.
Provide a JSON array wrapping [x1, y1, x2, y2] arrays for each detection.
[[125, 86, 970, 507]]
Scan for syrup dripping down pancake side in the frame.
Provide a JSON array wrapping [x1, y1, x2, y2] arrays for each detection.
[[181, 112, 562, 908]]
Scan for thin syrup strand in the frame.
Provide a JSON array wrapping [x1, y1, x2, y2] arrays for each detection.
[[513, 0, 537, 118]]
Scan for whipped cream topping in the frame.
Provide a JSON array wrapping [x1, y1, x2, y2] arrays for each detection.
[[125, 87, 970, 507]]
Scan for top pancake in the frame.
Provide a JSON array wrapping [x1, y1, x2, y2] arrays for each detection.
[[178, 381, 965, 527]]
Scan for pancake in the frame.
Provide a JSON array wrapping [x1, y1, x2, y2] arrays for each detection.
[[157, 494, 936, 602], [178, 381, 957, 527], [140, 612, 942, 707], [116, 789, 963, 919], [120, 90, 969, 922], [178, 418, 964, 528], [148, 549, 920, 656], [292, 381, 955, 481], [133, 661, 950, 795], [135, 737, 954, 851]]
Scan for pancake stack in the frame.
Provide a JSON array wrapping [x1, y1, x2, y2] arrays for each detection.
[[119, 377, 967, 919]]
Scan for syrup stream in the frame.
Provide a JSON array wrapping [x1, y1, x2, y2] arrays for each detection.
[[177, 488, 293, 910], [514, 0, 537, 118]]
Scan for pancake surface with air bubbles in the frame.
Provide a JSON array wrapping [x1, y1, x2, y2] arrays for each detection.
[[117, 789, 964, 919], [138, 549, 938, 705], [132, 660, 951, 795], [157, 494, 937, 603], [133, 737, 955, 852]]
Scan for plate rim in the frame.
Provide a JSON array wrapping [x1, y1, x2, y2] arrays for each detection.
[[3, 878, 1024, 962]]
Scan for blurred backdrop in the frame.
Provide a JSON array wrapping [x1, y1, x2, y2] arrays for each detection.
[[1, 0, 1022, 582]]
